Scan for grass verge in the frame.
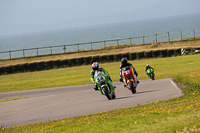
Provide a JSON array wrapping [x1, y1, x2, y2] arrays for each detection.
[[0, 97, 30, 103], [0, 54, 200, 92], [0, 70, 200, 132]]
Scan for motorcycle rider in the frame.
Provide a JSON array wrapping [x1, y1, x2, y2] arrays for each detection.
[[90, 62, 114, 91], [145, 64, 154, 75], [119, 57, 139, 85]]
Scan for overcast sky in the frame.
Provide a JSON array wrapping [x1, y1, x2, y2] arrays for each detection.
[[0, 0, 200, 35]]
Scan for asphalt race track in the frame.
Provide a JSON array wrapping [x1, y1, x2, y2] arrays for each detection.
[[0, 78, 182, 127]]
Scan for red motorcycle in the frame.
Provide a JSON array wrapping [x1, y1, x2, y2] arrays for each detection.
[[122, 66, 138, 94]]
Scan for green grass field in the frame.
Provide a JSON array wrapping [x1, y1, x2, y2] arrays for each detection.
[[0, 54, 200, 92], [0, 54, 200, 133]]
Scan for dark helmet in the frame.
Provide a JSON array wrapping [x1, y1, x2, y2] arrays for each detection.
[[121, 57, 127, 65], [146, 64, 150, 67], [92, 62, 99, 70]]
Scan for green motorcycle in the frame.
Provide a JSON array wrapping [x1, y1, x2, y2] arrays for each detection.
[[94, 70, 116, 100], [146, 68, 155, 80]]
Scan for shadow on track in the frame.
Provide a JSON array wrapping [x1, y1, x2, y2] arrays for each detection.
[[136, 90, 159, 94], [115, 95, 134, 100], [114, 90, 159, 100]]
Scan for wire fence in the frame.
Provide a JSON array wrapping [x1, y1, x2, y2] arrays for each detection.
[[0, 30, 197, 60]]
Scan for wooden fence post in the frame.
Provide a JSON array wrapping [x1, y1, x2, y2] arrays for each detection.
[[23, 50, 25, 57], [9, 51, 11, 59], [180, 31, 182, 40], [77, 44, 79, 52], [104, 41, 106, 49], [63, 45, 66, 53], [37, 48, 39, 56], [168, 32, 170, 42], [117, 40, 119, 48], [143, 36, 145, 44], [91, 43, 92, 50], [193, 30, 195, 39], [130, 38, 132, 45], [155, 34, 157, 43], [50, 47, 52, 55]]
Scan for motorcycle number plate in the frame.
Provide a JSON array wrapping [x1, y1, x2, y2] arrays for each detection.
[[96, 76, 105, 83]]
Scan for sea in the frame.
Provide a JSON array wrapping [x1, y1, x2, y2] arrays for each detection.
[[0, 13, 200, 59]]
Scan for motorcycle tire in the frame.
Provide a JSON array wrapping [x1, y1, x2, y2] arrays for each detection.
[[129, 81, 136, 94], [103, 86, 112, 100], [151, 73, 155, 80], [112, 91, 116, 99]]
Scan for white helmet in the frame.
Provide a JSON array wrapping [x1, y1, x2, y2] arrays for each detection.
[[92, 62, 99, 70]]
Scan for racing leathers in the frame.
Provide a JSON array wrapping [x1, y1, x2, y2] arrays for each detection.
[[90, 67, 112, 91], [145, 65, 154, 74]]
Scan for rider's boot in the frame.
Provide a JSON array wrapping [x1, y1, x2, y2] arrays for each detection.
[[94, 84, 99, 91]]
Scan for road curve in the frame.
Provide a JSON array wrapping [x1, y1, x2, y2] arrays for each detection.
[[0, 78, 182, 127]]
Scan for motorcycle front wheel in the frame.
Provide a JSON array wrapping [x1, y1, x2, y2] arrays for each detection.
[[129, 81, 136, 94], [112, 91, 116, 99], [103, 86, 112, 100], [151, 73, 155, 80]]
